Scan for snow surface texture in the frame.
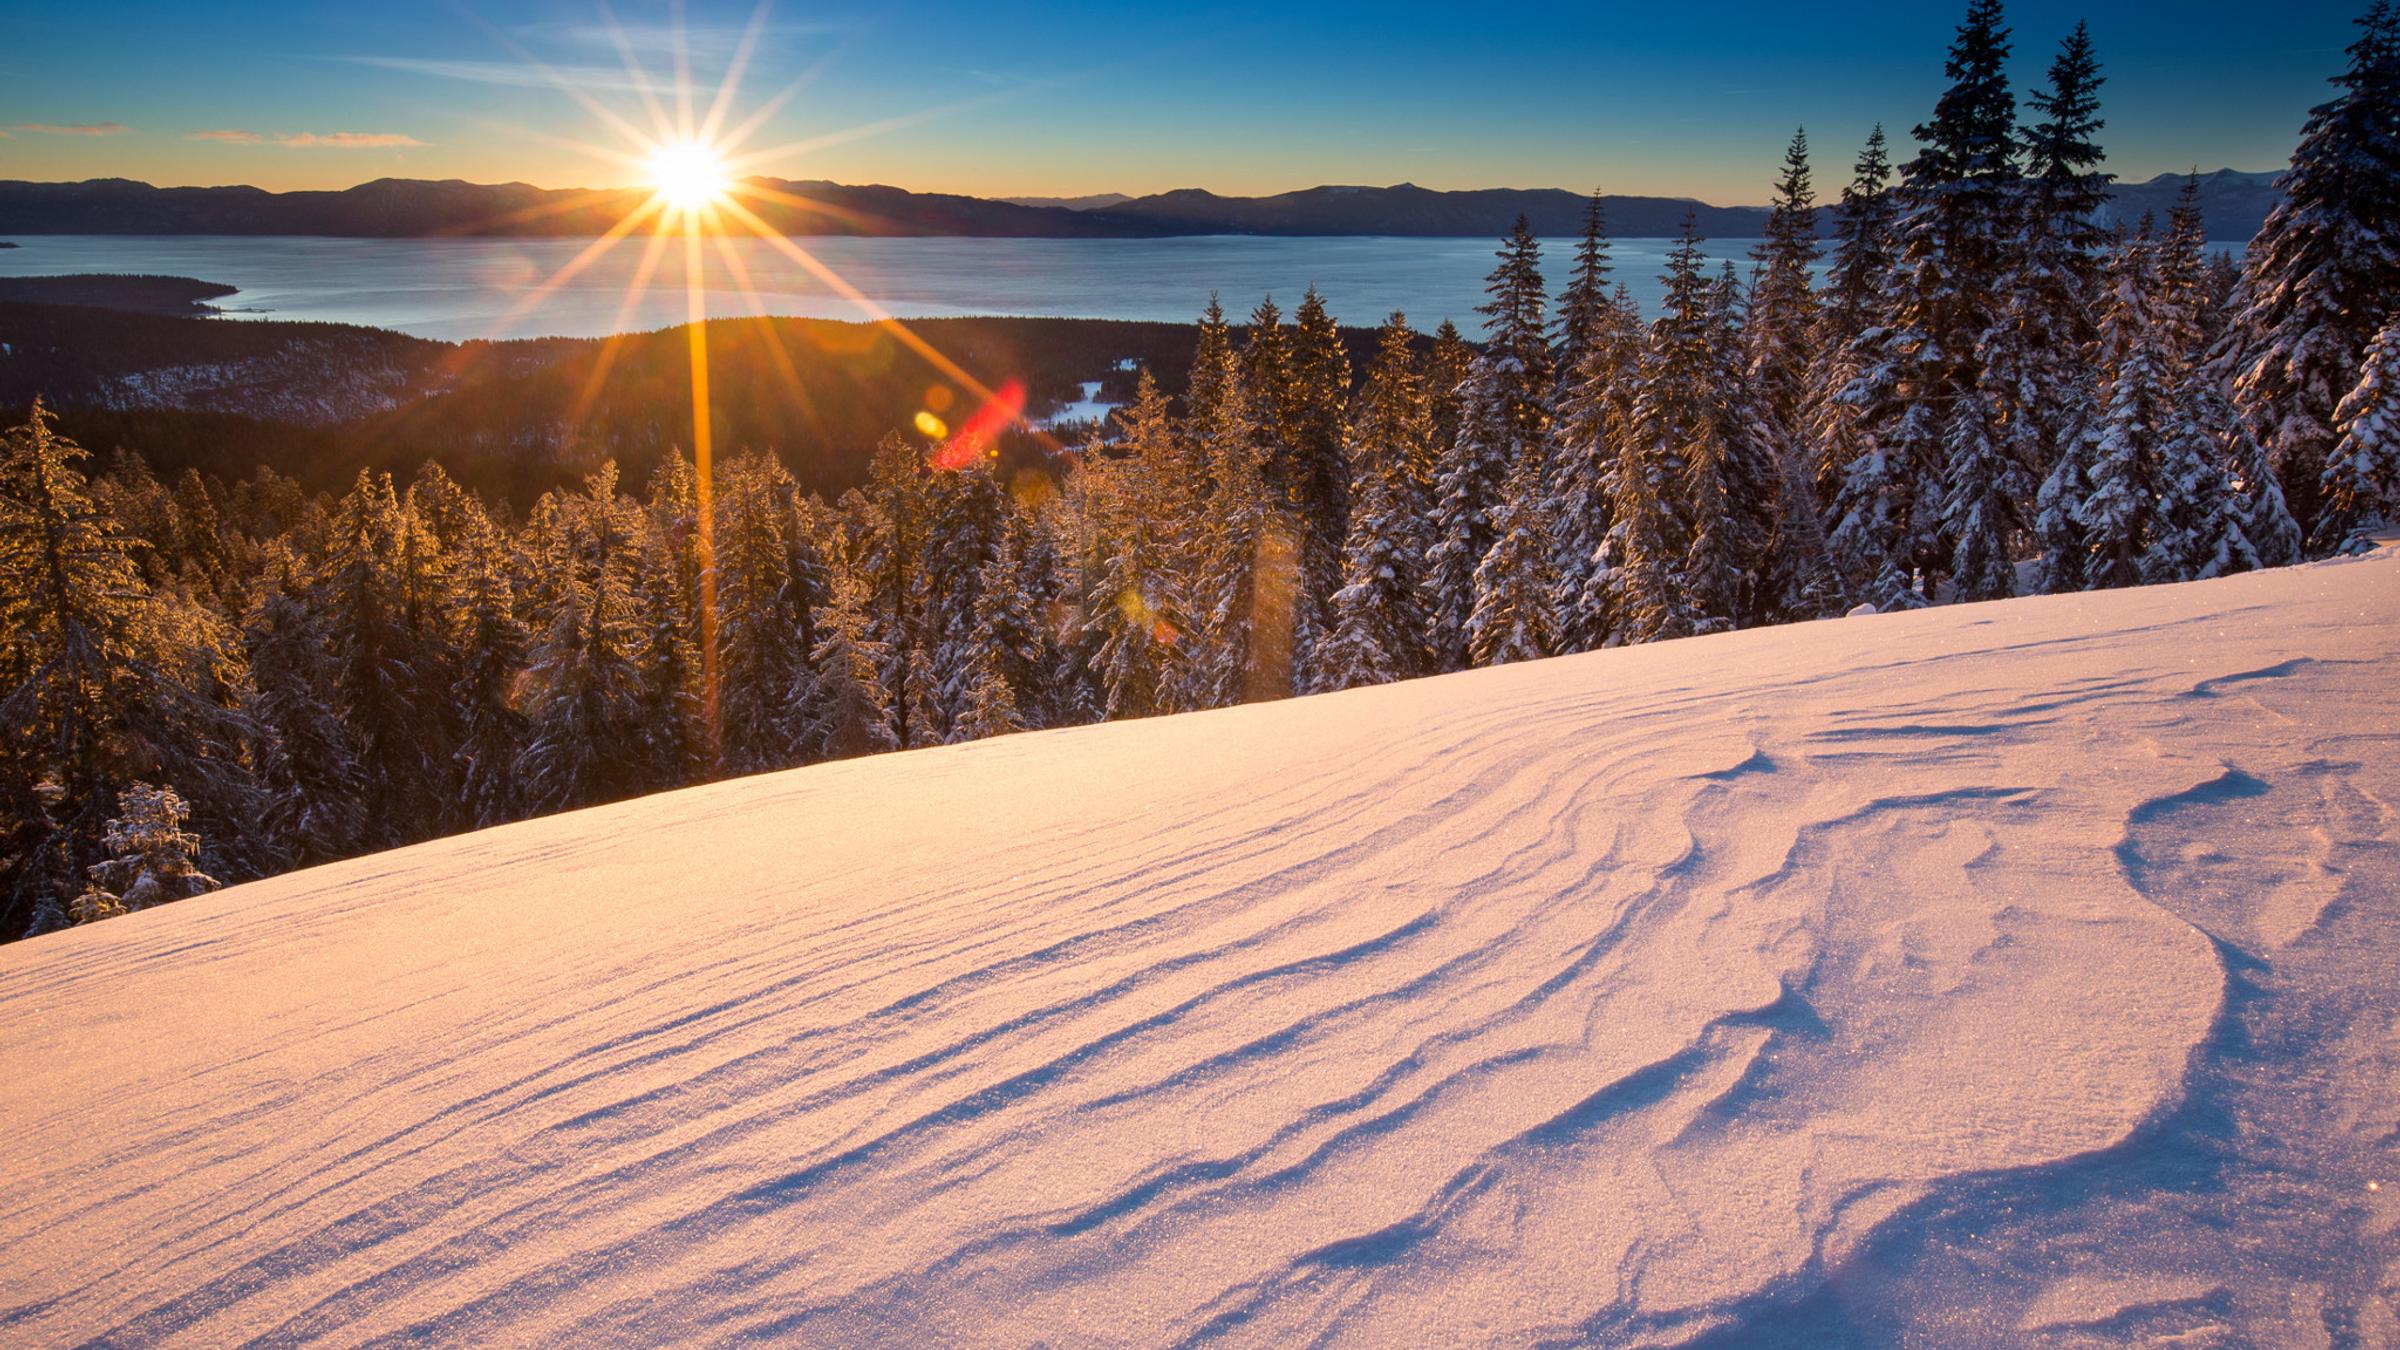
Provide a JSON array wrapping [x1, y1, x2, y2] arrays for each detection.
[[4, 544, 2397, 1348]]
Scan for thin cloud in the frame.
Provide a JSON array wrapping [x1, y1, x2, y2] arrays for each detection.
[[280, 132, 425, 149], [10, 121, 130, 136], [346, 54, 652, 92], [190, 129, 266, 144]]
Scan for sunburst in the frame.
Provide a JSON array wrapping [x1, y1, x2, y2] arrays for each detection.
[[454, 0, 1051, 769]]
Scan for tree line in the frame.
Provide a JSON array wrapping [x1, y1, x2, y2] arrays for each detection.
[[4, 0, 2397, 939]]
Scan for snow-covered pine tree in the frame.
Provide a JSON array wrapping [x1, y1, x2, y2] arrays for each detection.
[[2222, 399, 2306, 568], [514, 464, 650, 813], [2034, 422, 2097, 592], [1186, 341, 1298, 706], [0, 402, 259, 937], [950, 514, 1051, 738], [1287, 285, 1355, 666], [799, 569, 900, 761], [70, 782, 218, 923], [447, 511, 529, 830], [1479, 215, 1554, 452], [1988, 21, 2111, 499], [858, 434, 935, 747], [1427, 218, 1551, 670], [1747, 129, 1823, 443], [1468, 450, 1562, 664], [1549, 293, 1643, 650], [1316, 314, 1437, 691], [1604, 220, 1719, 642], [243, 545, 368, 863], [2144, 409, 2244, 582], [1805, 126, 1897, 511], [2317, 310, 2400, 551], [1424, 319, 1475, 467], [1702, 260, 1789, 626], [317, 469, 429, 846], [2154, 175, 2213, 377], [1425, 362, 1510, 672], [2081, 332, 2173, 589], [1241, 295, 1299, 513], [1835, 0, 2022, 601], [1554, 190, 1615, 380], [921, 458, 1009, 736], [712, 453, 813, 775], [2222, 1, 2400, 542]]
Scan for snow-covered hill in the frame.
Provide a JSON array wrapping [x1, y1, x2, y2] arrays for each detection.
[[3, 544, 2395, 1347]]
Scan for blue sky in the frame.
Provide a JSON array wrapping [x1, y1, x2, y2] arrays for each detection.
[[0, 0, 2369, 202]]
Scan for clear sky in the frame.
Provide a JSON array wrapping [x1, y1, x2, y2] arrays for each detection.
[[0, 0, 2370, 204]]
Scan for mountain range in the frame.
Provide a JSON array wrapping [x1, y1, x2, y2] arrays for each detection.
[[0, 169, 2282, 242]]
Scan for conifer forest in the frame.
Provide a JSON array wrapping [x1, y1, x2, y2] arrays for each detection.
[[5, 0, 2397, 942]]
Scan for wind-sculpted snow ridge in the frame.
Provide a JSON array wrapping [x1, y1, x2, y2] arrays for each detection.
[[4, 545, 2395, 1348]]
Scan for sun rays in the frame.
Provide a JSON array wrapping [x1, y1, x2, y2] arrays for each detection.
[[451, 0, 1048, 769]]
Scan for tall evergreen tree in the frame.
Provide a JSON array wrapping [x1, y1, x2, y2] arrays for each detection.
[[2223, 1, 2400, 541], [1805, 126, 1898, 509], [1316, 315, 1437, 690], [799, 569, 900, 761], [0, 403, 258, 936], [1747, 129, 1823, 439], [2318, 310, 2400, 550], [1468, 450, 1561, 665], [515, 465, 650, 813], [1286, 285, 1355, 663], [1835, 0, 2022, 599], [1554, 190, 1616, 378]]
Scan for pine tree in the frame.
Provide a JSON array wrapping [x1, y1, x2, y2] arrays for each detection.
[[1469, 449, 1561, 664], [70, 782, 218, 923], [2225, 407, 2306, 567], [0, 402, 257, 936], [858, 434, 933, 746], [631, 511, 705, 792], [515, 465, 650, 813], [1837, 0, 2022, 598], [2223, 1, 2400, 542], [1747, 129, 1823, 440], [2034, 424, 2097, 592], [1989, 21, 2111, 494], [2318, 311, 2400, 550], [1186, 351, 1297, 706], [1554, 190, 1616, 378], [244, 548, 368, 862], [952, 515, 1051, 736], [800, 569, 899, 761], [1478, 215, 1554, 450], [1287, 286, 1355, 665], [1316, 317, 1437, 690], [1424, 319, 1475, 465], [1074, 370, 1187, 721], [316, 469, 427, 845], [448, 513, 528, 828], [1549, 293, 1643, 650], [1806, 127, 1897, 509], [2081, 338, 2173, 589], [2154, 175, 2213, 376]]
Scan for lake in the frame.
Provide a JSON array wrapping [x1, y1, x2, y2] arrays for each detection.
[[0, 234, 1781, 342]]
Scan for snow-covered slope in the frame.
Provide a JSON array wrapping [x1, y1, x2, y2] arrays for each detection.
[[4, 545, 2396, 1347]]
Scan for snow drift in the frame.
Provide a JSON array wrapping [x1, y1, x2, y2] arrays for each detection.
[[4, 543, 2396, 1347]]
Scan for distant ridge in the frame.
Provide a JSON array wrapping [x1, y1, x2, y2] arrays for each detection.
[[0, 171, 2283, 241]]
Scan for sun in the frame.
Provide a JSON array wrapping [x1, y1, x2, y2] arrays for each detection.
[[647, 139, 730, 212]]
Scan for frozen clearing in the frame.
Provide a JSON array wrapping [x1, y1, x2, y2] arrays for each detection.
[[3, 544, 2396, 1347]]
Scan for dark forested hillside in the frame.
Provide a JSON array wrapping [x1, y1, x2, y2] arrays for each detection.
[[0, 171, 2285, 241], [1, 302, 1407, 503]]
